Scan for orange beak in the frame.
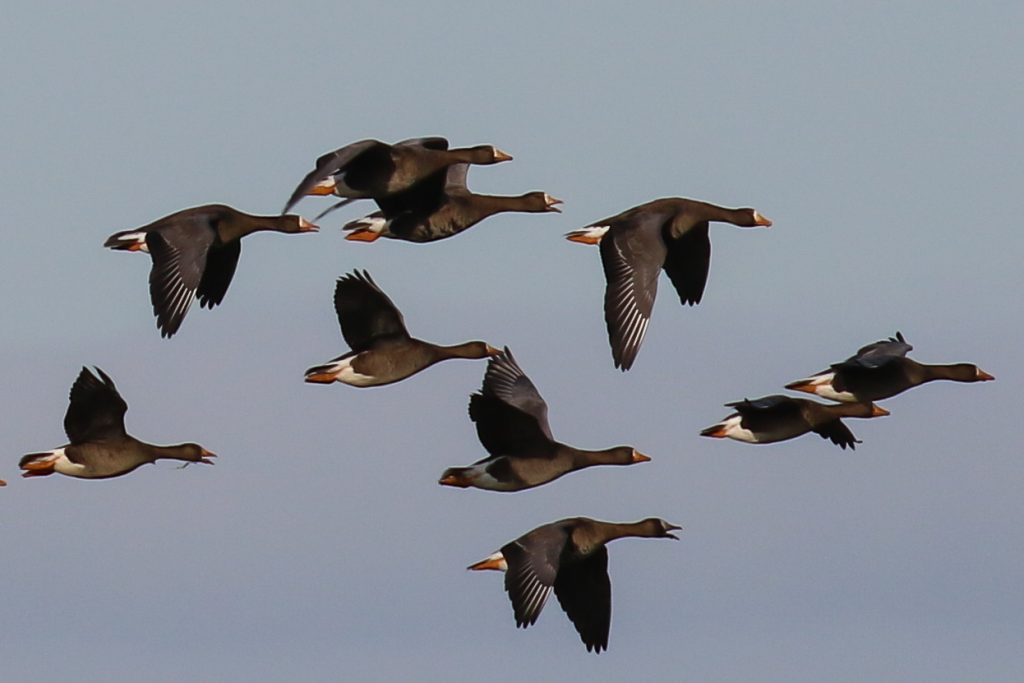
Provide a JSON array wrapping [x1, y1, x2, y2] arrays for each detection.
[[871, 405, 890, 417], [632, 451, 651, 463], [754, 211, 773, 227], [976, 369, 995, 381], [493, 149, 513, 162]]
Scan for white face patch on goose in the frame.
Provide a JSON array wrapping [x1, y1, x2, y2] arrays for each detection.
[[22, 449, 64, 469], [460, 462, 520, 492], [476, 551, 508, 572], [565, 225, 609, 243], [717, 415, 758, 443], [344, 215, 387, 234], [38, 448, 86, 476], [114, 232, 150, 251], [793, 372, 857, 402], [307, 357, 377, 387], [544, 194, 563, 210]]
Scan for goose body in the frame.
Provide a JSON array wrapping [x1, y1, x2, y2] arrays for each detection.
[[566, 197, 771, 370], [700, 394, 888, 450], [342, 163, 561, 243], [105, 204, 317, 338], [786, 332, 994, 402], [20, 367, 215, 480], [282, 136, 512, 216], [304, 271, 498, 388], [439, 348, 649, 491], [469, 517, 680, 653]]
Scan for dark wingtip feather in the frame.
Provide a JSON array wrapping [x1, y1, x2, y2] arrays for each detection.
[[154, 303, 184, 338], [611, 344, 630, 371], [611, 337, 638, 371], [480, 346, 521, 390], [313, 197, 355, 222], [281, 191, 303, 217]]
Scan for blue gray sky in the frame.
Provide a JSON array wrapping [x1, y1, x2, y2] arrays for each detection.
[[3, 3, 1021, 681]]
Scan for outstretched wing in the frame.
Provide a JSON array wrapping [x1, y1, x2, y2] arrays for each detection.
[[64, 367, 128, 443], [146, 216, 215, 338], [501, 523, 567, 628], [373, 167, 449, 218], [725, 395, 794, 413], [282, 139, 385, 214], [835, 352, 906, 374], [811, 419, 860, 450], [554, 547, 612, 653], [469, 348, 554, 457], [598, 216, 666, 371], [844, 331, 913, 368], [333, 270, 409, 351], [726, 395, 802, 434], [662, 221, 711, 306], [366, 140, 452, 218], [196, 241, 241, 309]]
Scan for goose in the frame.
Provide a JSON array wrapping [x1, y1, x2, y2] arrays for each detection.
[[20, 367, 215, 479], [439, 347, 649, 491], [282, 136, 512, 216], [105, 204, 317, 337], [700, 394, 888, 450], [304, 270, 498, 387], [341, 163, 561, 242], [469, 516, 680, 653], [786, 332, 994, 402], [565, 197, 771, 370]]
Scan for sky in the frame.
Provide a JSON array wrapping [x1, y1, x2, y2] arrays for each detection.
[[2, 2, 1022, 681]]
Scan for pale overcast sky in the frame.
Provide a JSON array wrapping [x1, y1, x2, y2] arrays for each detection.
[[2, 3, 1022, 681]]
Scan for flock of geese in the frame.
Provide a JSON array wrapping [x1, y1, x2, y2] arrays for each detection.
[[13, 136, 995, 653]]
